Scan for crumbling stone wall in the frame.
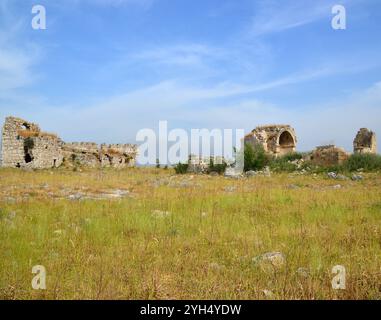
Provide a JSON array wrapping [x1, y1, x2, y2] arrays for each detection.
[[1, 117, 64, 169], [309, 145, 349, 166], [245, 125, 297, 157], [62, 142, 100, 168], [1, 116, 138, 169], [100, 144, 138, 168], [353, 128, 377, 154], [187, 155, 225, 173]]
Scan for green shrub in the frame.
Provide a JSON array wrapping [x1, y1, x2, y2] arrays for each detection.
[[280, 152, 303, 162], [174, 162, 189, 174], [270, 158, 297, 172], [268, 152, 304, 172], [208, 158, 227, 175], [343, 153, 381, 172], [244, 143, 269, 172]]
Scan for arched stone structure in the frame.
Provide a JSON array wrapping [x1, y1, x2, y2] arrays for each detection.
[[244, 125, 297, 157]]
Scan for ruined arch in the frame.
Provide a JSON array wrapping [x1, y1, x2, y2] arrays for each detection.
[[244, 125, 298, 157], [277, 130, 296, 155]]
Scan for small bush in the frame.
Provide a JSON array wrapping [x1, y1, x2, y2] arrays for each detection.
[[269, 152, 304, 172], [208, 158, 227, 175], [174, 162, 189, 174], [343, 153, 381, 172], [270, 158, 297, 172], [280, 152, 303, 162], [244, 143, 269, 172]]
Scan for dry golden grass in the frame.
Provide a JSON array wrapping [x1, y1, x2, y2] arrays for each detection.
[[17, 130, 58, 140], [17, 130, 39, 138], [104, 148, 123, 156], [0, 167, 380, 300]]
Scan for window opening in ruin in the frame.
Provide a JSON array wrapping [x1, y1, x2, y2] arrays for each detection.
[[279, 131, 295, 148], [16, 163, 21, 168], [21, 123, 31, 130], [25, 153, 33, 163], [53, 159, 57, 167], [23, 137, 35, 164]]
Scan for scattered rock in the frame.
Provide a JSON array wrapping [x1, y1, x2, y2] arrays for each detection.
[[327, 172, 337, 179], [245, 170, 257, 177], [253, 252, 286, 271], [98, 189, 130, 199], [224, 168, 242, 179], [296, 267, 309, 278], [328, 172, 348, 180], [263, 166, 271, 177], [262, 290, 274, 298], [332, 184, 342, 189], [351, 174, 363, 181], [151, 210, 171, 218], [68, 193, 83, 201], [224, 186, 237, 193], [245, 167, 271, 177]]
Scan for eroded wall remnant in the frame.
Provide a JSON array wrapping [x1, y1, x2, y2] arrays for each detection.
[[353, 128, 377, 154], [244, 125, 297, 157], [309, 145, 349, 166], [1, 116, 138, 169]]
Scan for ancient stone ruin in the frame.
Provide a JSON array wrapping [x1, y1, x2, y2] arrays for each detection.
[[353, 128, 377, 154], [308, 145, 349, 166], [244, 124, 297, 157], [187, 155, 226, 174], [187, 124, 298, 173], [1, 116, 138, 169]]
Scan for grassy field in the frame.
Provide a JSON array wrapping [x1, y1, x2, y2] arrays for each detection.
[[0, 167, 380, 300]]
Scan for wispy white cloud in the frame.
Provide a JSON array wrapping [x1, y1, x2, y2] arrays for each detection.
[[0, 2, 40, 94], [132, 44, 221, 67], [63, 0, 156, 9]]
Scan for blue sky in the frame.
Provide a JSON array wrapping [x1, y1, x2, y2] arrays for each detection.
[[0, 0, 380, 152]]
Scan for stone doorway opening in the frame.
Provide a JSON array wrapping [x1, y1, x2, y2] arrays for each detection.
[[278, 131, 296, 154]]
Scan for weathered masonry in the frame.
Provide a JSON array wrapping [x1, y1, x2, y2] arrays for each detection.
[[309, 145, 349, 166], [244, 125, 297, 157], [353, 128, 377, 154], [1, 116, 138, 169]]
